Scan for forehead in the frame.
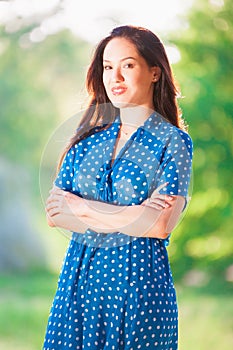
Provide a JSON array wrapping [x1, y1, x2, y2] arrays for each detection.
[[103, 37, 139, 60]]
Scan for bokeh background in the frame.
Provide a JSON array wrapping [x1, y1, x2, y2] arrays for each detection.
[[0, 0, 232, 349]]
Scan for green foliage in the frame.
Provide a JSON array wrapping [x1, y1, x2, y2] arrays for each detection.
[[0, 271, 232, 350], [0, 2, 232, 348], [0, 28, 91, 167], [0, 25, 91, 271], [0, 0, 232, 283], [0, 270, 58, 349], [168, 0, 233, 281]]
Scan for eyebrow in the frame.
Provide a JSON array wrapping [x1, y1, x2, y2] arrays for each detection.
[[103, 56, 137, 63]]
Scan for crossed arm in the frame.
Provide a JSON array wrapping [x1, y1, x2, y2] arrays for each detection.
[[46, 184, 185, 239]]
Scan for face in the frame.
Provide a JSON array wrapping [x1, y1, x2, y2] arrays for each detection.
[[102, 37, 159, 109]]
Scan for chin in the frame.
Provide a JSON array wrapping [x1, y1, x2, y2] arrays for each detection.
[[111, 101, 136, 109]]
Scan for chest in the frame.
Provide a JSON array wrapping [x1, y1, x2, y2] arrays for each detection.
[[72, 130, 165, 205]]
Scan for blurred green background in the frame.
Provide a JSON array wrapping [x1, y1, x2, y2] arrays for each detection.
[[0, 0, 232, 349]]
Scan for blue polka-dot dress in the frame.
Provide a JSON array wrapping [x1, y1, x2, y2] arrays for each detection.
[[43, 112, 193, 350]]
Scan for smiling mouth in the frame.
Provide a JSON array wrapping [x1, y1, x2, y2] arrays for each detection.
[[111, 87, 127, 96]]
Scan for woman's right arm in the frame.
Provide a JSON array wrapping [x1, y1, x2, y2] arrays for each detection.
[[46, 185, 177, 239]]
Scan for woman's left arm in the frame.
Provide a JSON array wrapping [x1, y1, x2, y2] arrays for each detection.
[[46, 186, 185, 239]]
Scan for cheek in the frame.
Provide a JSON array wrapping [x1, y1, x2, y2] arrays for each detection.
[[129, 75, 142, 88], [102, 76, 109, 92]]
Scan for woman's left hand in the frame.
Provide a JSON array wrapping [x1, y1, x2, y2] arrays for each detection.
[[46, 186, 85, 218]]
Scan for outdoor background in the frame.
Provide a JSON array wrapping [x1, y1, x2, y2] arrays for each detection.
[[0, 0, 232, 349]]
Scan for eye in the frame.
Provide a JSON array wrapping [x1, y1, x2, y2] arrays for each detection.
[[123, 62, 134, 69], [103, 65, 112, 70]]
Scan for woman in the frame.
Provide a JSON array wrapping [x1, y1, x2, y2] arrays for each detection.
[[43, 25, 193, 350]]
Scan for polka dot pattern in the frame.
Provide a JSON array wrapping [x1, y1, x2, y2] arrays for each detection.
[[55, 113, 192, 205], [44, 240, 178, 350], [43, 112, 193, 349]]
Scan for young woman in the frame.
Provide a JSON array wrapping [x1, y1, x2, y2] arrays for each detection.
[[43, 25, 193, 350]]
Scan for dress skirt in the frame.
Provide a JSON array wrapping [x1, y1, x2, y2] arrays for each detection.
[[43, 233, 178, 350]]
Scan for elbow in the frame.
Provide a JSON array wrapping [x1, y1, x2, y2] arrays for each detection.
[[147, 215, 180, 239], [156, 229, 170, 240], [144, 196, 185, 239], [148, 226, 170, 240], [146, 219, 170, 239]]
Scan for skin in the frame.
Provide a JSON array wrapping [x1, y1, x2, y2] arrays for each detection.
[[46, 37, 185, 239], [102, 37, 160, 111]]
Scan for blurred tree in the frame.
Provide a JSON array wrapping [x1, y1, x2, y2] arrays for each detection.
[[168, 0, 233, 284], [0, 18, 91, 271], [0, 0, 232, 280], [0, 27, 91, 167]]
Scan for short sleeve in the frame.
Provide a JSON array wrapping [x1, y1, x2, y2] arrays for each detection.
[[156, 129, 193, 199], [54, 147, 75, 191]]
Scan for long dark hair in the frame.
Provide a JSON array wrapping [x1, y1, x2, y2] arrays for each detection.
[[58, 25, 185, 169]]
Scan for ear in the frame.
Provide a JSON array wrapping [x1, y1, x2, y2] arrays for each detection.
[[151, 66, 161, 82]]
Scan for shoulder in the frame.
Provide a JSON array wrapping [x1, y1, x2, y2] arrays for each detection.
[[147, 113, 193, 156], [169, 126, 193, 152]]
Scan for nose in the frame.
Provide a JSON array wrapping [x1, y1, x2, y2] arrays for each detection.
[[111, 67, 124, 83]]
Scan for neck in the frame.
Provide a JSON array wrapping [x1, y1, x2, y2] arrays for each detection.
[[120, 105, 154, 128]]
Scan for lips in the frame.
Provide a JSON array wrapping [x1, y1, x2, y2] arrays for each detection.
[[111, 86, 127, 96]]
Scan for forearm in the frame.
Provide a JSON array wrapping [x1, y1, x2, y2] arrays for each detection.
[[49, 198, 167, 239], [46, 187, 184, 239], [81, 199, 165, 237], [47, 207, 118, 234], [87, 196, 185, 238]]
